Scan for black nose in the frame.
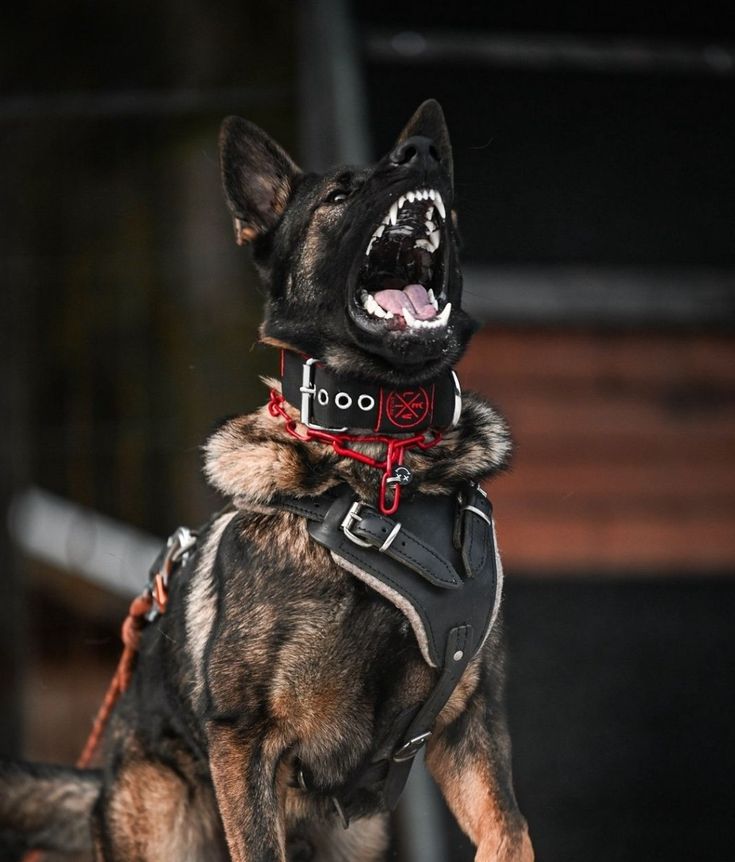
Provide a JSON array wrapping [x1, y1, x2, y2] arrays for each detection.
[[390, 135, 441, 170]]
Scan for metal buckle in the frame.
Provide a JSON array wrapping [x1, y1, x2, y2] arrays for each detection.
[[340, 501, 373, 548], [462, 505, 492, 528], [393, 731, 432, 763], [148, 526, 197, 618], [449, 369, 462, 428], [299, 358, 348, 432]]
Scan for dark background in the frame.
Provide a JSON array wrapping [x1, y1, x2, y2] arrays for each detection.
[[1, 2, 734, 861]]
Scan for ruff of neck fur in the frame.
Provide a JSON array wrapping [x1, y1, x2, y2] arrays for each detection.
[[203, 378, 513, 508]]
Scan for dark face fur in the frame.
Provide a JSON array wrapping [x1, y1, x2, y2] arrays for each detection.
[[220, 100, 476, 385]]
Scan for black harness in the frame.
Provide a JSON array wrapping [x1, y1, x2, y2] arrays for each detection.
[[274, 480, 502, 820]]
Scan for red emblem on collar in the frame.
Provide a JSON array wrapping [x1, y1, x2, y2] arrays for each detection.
[[385, 386, 431, 429]]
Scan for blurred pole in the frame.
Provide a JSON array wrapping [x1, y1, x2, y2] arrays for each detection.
[[0, 260, 29, 756], [297, 0, 371, 169], [395, 750, 449, 862]]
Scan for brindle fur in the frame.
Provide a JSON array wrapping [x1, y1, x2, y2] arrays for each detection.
[[0, 101, 533, 861]]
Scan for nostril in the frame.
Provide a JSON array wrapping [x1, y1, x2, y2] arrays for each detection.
[[397, 144, 416, 164], [391, 136, 441, 168]]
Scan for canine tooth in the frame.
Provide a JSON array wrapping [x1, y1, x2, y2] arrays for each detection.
[[434, 193, 446, 220], [373, 224, 385, 239], [438, 302, 452, 324], [398, 195, 406, 210], [428, 189, 436, 200], [415, 239, 434, 253], [429, 230, 441, 249], [365, 237, 375, 255], [403, 305, 419, 328], [428, 288, 438, 309], [388, 202, 399, 225]]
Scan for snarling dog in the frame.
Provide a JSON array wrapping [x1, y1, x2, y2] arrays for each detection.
[[0, 100, 533, 862]]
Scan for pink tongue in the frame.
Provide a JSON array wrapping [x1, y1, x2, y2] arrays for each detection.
[[374, 284, 437, 320]]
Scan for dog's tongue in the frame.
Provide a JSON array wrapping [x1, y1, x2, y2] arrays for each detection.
[[374, 284, 437, 320]]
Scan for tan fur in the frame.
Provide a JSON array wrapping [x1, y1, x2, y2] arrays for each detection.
[[308, 814, 389, 862], [106, 758, 226, 862], [185, 510, 238, 706], [426, 737, 533, 862]]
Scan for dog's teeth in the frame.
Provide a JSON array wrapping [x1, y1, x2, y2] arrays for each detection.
[[438, 302, 452, 325], [425, 220, 436, 233], [403, 305, 419, 328], [398, 195, 407, 210], [429, 230, 441, 250], [365, 237, 375, 256], [414, 239, 434, 253], [373, 224, 385, 239], [428, 189, 436, 200], [434, 193, 446, 220], [363, 293, 387, 318], [426, 206, 434, 221], [428, 288, 438, 310], [388, 202, 399, 225], [406, 191, 415, 203]]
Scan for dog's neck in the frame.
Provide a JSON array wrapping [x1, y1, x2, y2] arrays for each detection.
[[204, 370, 512, 508]]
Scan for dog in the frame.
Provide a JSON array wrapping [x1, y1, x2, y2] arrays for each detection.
[[0, 99, 534, 862]]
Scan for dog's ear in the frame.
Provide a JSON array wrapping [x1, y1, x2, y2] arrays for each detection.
[[219, 116, 301, 245], [394, 99, 453, 187]]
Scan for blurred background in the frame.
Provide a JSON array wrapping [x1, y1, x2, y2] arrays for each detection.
[[1, 1, 734, 860]]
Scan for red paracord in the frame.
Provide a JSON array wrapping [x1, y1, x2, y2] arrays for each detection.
[[268, 389, 441, 515]]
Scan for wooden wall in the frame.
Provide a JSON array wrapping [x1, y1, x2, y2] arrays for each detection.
[[459, 328, 735, 573]]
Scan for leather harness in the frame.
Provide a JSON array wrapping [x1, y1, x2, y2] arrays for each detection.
[[272, 480, 503, 821]]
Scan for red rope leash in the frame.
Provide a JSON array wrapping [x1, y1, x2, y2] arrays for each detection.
[[268, 388, 441, 515]]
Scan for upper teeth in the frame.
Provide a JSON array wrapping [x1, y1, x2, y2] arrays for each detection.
[[365, 188, 447, 256]]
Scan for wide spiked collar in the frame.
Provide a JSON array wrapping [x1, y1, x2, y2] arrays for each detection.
[[279, 349, 462, 435]]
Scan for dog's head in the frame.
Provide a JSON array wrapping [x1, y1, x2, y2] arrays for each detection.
[[220, 100, 476, 385]]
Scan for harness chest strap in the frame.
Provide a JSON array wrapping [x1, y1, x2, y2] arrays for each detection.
[[274, 482, 503, 815]]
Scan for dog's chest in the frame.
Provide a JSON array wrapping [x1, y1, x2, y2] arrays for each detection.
[[202, 511, 435, 773]]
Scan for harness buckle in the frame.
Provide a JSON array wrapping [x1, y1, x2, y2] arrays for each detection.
[[149, 526, 198, 617], [340, 501, 373, 548], [300, 358, 348, 432], [393, 731, 432, 763]]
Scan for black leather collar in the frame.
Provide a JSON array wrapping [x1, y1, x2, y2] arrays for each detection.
[[280, 350, 462, 434]]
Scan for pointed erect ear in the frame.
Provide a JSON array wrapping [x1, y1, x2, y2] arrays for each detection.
[[219, 116, 301, 245], [394, 99, 454, 187]]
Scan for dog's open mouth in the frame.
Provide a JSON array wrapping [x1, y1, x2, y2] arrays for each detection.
[[353, 187, 450, 334]]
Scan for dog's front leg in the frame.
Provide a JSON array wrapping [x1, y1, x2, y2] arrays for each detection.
[[425, 690, 533, 862], [208, 722, 288, 862]]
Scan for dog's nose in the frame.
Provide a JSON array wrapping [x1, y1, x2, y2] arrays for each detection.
[[390, 136, 441, 171]]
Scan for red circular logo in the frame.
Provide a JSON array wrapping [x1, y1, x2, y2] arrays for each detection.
[[385, 387, 431, 429]]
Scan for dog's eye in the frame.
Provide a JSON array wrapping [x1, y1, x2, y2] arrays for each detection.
[[325, 189, 350, 204]]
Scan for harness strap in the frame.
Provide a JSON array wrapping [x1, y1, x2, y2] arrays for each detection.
[[382, 624, 473, 810]]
